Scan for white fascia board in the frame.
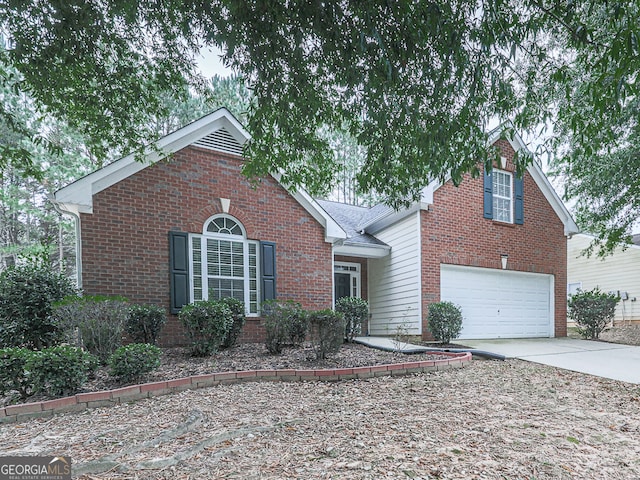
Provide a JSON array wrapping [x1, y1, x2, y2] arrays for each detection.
[[333, 242, 390, 258], [365, 123, 578, 236], [272, 174, 347, 242], [526, 160, 579, 237], [365, 203, 421, 235], [54, 108, 248, 210], [490, 123, 579, 236], [420, 178, 440, 206]]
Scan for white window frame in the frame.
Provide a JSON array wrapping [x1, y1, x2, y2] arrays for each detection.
[[334, 261, 361, 302], [188, 215, 260, 316], [492, 169, 513, 223]]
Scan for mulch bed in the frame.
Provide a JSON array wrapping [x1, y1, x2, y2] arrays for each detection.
[[3, 328, 640, 478]]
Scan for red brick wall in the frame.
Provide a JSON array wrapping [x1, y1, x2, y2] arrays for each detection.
[[80, 147, 333, 346], [420, 139, 568, 339]]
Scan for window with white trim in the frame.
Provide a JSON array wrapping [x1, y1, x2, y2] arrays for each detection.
[[189, 215, 260, 315], [492, 169, 513, 223]]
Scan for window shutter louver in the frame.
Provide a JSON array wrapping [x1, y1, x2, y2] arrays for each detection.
[[483, 170, 493, 219], [260, 241, 276, 302], [169, 231, 190, 314], [514, 176, 524, 225]]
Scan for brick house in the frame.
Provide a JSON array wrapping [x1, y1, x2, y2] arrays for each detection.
[[53, 109, 577, 344]]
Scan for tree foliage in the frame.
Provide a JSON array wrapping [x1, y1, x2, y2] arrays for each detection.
[[547, 2, 640, 255], [1, 1, 640, 243]]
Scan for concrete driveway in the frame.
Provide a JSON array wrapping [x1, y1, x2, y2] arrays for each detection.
[[461, 337, 640, 384]]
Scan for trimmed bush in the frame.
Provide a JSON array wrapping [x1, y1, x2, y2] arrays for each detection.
[[0, 347, 34, 401], [54, 295, 129, 364], [108, 343, 162, 382], [126, 304, 167, 345], [219, 297, 246, 349], [0, 258, 77, 349], [262, 300, 308, 354], [335, 297, 368, 342], [427, 301, 463, 345], [568, 288, 618, 339], [308, 309, 345, 360], [29, 345, 98, 397], [179, 300, 233, 356]]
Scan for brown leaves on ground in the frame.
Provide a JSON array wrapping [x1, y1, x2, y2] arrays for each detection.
[[2, 339, 640, 478], [4, 327, 640, 479]]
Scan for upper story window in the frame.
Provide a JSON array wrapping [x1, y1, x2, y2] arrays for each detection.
[[483, 167, 524, 225], [492, 170, 513, 223]]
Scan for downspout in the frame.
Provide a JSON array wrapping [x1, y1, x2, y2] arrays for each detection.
[[50, 197, 83, 289]]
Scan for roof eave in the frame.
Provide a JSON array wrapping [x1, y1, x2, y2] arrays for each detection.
[[334, 242, 391, 259], [54, 108, 248, 209]]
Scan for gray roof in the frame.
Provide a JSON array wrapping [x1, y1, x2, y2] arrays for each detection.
[[315, 199, 389, 247]]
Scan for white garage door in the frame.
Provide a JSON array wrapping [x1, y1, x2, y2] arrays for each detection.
[[440, 265, 553, 339]]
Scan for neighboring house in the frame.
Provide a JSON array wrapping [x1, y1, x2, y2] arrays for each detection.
[[568, 233, 640, 325], [53, 108, 578, 345]]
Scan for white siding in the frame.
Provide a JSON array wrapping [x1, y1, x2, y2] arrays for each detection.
[[368, 213, 421, 335], [568, 233, 640, 323]]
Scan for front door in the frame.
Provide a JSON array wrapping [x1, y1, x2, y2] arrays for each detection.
[[335, 273, 351, 301]]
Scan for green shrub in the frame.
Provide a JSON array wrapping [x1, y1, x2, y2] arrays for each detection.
[[568, 288, 619, 339], [308, 309, 345, 360], [335, 297, 368, 342], [126, 304, 167, 345], [179, 300, 233, 356], [108, 343, 162, 382], [262, 300, 308, 354], [29, 345, 98, 397], [0, 347, 34, 401], [54, 295, 129, 364], [219, 297, 246, 349], [427, 301, 463, 344], [0, 258, 77, 349]]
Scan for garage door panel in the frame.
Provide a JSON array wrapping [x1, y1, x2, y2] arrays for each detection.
[[440, 265, 552, 339]]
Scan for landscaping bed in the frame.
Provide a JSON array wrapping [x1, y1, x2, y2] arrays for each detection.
[[2, 354, 639, 479], [3, 328, 640, 478], [2, 342, 453, 407]]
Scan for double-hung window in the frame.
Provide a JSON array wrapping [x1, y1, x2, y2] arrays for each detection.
[[189, 215, 260, 315], [492, 169, 513, 223]]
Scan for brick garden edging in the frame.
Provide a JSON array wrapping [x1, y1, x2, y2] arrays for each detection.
[[0, 352, 471, 424]]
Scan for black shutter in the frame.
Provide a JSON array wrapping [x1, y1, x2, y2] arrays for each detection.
[[169, 231, 190, 314], [514, 176, 524, 225], [260, 241, 276, 302], [483, 170, 493, 219]]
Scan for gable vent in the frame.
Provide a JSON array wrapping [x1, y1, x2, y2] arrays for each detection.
[[192, 127, 244, 156]]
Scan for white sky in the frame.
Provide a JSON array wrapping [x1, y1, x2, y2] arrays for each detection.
[[196, 46, 234, 78]]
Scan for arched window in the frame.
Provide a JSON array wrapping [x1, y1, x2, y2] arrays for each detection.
[[190, 215, 259, 314], [205, 216, 244, 236]]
